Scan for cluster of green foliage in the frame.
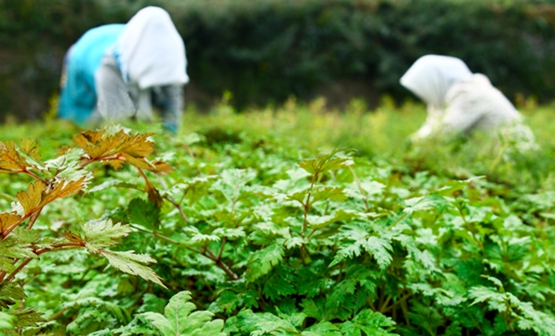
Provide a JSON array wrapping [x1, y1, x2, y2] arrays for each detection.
[[1, 100, 555, 335], [2, 0, 555, 118]]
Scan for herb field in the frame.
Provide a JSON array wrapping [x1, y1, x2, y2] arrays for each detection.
[[2, 100, 555, 335]]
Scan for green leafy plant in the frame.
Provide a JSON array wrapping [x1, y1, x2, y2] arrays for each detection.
[[1, 104, 555, 335], [0, 126, 170, 332]]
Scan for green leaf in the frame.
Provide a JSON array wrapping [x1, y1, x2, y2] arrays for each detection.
[[141, 291, 225, 336], [83, 219, 131, 253], [310, 186, 347, 204], [7, 308, 45, 328], [127, 198, 160, 230], [363, 237, 393, 270], [0, 311, 13, 330], [303, 321, 341, 335], [359, 181, 385, 196], [227, 309, 300, 335], [182, 226, 220, 246], [246, 244, 284, 282], [339, 309, 397, 336], [298, 151, 352, 176], [0, 228, 40, 272], [329, 241, 365, 267], [100, 250, 166, 289], [0, 283, 25, 309], [403, 194, 446, 214]]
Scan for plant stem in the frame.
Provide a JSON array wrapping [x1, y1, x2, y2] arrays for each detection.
[[379, 295, 392, 312], [489, 142, 509, 174], [218, 237, 227, 260], [383, 293, 411, 313], [349, 166, 370, 212], [388, 211, 408, 231], [301, 171, 318, 237], [47, 307, 71, 322], [5, 258, 33, 283], [130, 224, 237, 280], [457, 204, 484, 252], [26, 208, 42, 230], [306, 228, 319, 241], [4, 244, 83, 283], [23, 169, 47, 184], [3, 212, 33, 240], [164, 195, 188, 222], [156, 175, 189, 222], [205, 248, 238, 280], [130, 224, 201, 254]]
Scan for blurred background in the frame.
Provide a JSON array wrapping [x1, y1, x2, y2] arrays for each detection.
[[2, 0, 555, 121]]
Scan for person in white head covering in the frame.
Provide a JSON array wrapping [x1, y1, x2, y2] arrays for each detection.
[[58, 6, 189, 133], [400, 55, 537, 151]]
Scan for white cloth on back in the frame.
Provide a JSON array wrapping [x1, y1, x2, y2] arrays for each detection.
[[400, 55, 536, 151], [93, 6, 187, 131], [442, 74, 521, 134], [400, 55, 473, 109], [117, 6, 189, 89]]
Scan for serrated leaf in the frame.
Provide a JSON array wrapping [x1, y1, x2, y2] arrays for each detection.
[[228, 309, 300, 335], [15, 180, 46, 215], [141, 291, 225, 336], [101, 250, 165, 288], [304, 321, 341, 335], [404, 194, 446, 214], [363, 237, 393, 270], [14, 178, 86, 217], [0, 212, 22, 234], [45, 177, 88, 202], [310, 186, 347, 204], [183, 227, 220, 246], [127, 198, 160, 230], [0, 141, 36, 173], [246, 244, 284, 282], [74, 129, 153, 160], [0, 283, 25, 309], [109, 316, 158, 335], [298, 152, 352, 176], [359, 181, 385, 196], [73, 128, 171, 174], [7, 307, 45, 328], [308, 209, 359, 230], [330, 241, 364, 267], [0, 311, 14, 330], [83, 219, 131, 252], [339, 309, 397, 336], [0, 229, 41, 272]]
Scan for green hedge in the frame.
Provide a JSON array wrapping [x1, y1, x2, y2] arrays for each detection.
[[1, 0, 555, 119]]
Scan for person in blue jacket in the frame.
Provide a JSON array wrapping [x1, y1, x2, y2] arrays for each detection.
[[58, 6, 189, 133]]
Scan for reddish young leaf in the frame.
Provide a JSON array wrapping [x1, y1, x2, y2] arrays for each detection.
[[0, 212, 23, 234], [16, 181, 47, 215]]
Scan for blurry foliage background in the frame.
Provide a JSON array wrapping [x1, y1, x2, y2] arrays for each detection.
[[2, 0, 555, 119]]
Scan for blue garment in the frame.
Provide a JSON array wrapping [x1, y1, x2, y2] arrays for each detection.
[[58, 24, 125, 125]]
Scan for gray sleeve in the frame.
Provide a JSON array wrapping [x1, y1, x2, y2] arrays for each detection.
[[94, 51, 136, 122], [134, 89, 155, 122], [153, 85, 184, 132]]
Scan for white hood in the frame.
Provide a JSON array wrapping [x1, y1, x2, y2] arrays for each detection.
[[400, 55, 472, 109], [117, 6, 189, 89]]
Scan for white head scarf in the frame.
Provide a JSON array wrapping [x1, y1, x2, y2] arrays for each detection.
[[117, 6, 189, 89], [400, 55, 472, 108]]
